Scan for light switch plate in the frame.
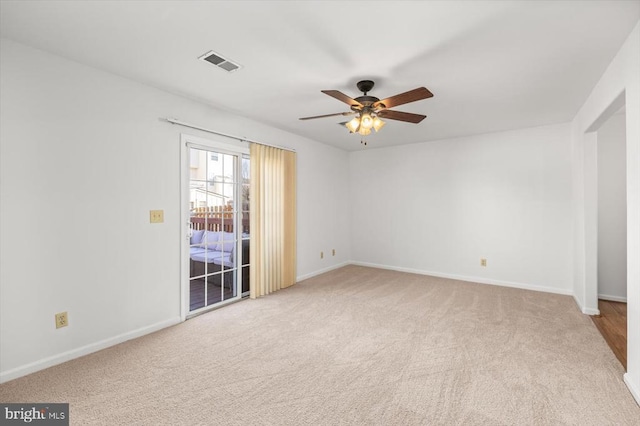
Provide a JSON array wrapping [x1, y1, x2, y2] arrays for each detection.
[[150, 210, 164, 223]]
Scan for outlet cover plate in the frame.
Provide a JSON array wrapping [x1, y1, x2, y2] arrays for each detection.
[[55, 312, 68, 329]]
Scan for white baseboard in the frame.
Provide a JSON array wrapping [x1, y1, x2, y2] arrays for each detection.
[[582, 307, 601, 315], [350, 261, 573, 296], [598, 294, 627, 303], [297, 261, 350, 282], [572, 294, 600, 315], [624, 373, 640, 407], [0, 316, 182, 384]]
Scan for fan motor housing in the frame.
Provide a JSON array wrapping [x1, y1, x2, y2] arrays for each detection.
[[353, 95, 380, 108]]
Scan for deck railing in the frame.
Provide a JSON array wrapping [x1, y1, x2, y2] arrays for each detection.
[[190, 206, 249, 233]]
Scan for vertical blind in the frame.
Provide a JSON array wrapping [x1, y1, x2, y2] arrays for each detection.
[[249, 143, 297, 298]]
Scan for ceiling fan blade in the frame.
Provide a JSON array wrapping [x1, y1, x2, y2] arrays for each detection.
[[377, 109, 426, 123], [321, 90, 363, 107], [299, 111, 356, 121], [374, 87, 433, 109]]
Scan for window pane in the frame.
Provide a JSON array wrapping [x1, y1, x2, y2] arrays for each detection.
[[241, 266, 250, 294], [189, 278, 205, 311]]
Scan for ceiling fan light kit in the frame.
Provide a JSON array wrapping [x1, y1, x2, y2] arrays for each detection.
[[346, 111, 382, 135], [300, 80, 433, 145]]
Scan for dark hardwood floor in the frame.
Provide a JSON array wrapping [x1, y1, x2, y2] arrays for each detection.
[[189, 278, 235, 311], [591, 299, 627, 370]]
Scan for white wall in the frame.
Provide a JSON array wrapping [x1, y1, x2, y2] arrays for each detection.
[[571, 21, 640, 404], [597, 112, 627, 301], [296, 140, 351, 279], [349, 123, 573, 294], [0, 38, 351, 382]]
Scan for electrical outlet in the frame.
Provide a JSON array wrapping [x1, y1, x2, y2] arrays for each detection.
[[150, 210, 164, 223], [55, 312, 68, 329], [320, 251, 324, 259], [480, 258, 487, 267], [332, 249, 336, 256]]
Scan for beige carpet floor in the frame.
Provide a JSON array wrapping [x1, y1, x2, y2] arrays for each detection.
[[1, 265, 639, 425]]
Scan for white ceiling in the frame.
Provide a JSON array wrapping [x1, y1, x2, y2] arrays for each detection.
[[1, 1, 638, 151]]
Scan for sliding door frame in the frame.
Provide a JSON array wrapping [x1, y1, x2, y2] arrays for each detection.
[[180, 133, 250, 321]]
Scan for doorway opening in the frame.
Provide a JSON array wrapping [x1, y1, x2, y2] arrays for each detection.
[[585, 94, 627, 369]]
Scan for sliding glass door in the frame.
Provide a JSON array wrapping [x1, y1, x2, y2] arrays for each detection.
[[184, 140, 249, 316]]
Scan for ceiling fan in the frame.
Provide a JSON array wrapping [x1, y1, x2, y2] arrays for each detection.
[[299, 80, 433, 142]]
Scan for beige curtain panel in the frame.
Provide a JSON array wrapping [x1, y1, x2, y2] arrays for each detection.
[[249, 143, 297, 298]]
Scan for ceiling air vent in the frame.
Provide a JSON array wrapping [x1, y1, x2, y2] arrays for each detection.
[[199, 50, 241, 73]]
